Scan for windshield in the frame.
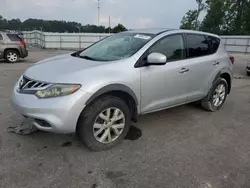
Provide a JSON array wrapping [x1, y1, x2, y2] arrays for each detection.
[[79, 33, 155, 61]]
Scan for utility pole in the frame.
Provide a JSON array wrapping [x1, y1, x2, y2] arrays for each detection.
[[109, 16, 111, 33], [97, 0, 100, 26]]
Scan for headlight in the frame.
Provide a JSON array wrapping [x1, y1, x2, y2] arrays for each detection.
[[35, 84, 81, 98]]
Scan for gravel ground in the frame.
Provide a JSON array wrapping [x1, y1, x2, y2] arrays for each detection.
[[0, 49, 250, 188]]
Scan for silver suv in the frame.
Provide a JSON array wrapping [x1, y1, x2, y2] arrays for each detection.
[[0, 32, 28, 63], [11, 29, 234, 151]]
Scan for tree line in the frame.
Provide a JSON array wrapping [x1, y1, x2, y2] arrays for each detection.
[[180, 0, 250, 35], [0, 15, 127, 33]]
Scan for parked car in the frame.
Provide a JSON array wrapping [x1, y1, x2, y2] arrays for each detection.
[[0, 31, 28, 63], [11, 29, 234, 151], [246, 61, 250, 76]]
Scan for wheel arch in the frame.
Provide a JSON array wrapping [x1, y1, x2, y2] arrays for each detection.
[[85, 84, 139, 122], [4, 48, 20, 56], [213, 69, 232, 94]]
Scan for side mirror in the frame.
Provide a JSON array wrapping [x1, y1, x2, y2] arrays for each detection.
[[147, 52, 167, 65]]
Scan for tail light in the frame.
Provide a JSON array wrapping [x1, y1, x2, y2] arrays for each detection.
[[20, 40, 25, 46], [229, 55, 235, 64]]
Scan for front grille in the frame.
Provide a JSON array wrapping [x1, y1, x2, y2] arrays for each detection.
[[19, 76, 49, 90]]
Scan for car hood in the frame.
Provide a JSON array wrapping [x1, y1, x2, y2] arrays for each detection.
[[24, 53, 112, 83]]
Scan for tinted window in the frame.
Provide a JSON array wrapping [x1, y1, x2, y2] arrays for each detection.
[[186, 34, 210, 58], [7, 34, 22, 41], [0, 34, 3, 40], [206, 35, 220, 54], [149, 35, 185, 61]]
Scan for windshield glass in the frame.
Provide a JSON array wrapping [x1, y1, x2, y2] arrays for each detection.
[[79, 33, 155, 61]]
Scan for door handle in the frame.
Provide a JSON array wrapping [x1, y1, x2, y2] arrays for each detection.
[[179, 68, 189, 73], [213, 61, 220, 66]]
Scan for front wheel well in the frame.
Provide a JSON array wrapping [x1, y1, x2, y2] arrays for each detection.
[[84, 91, 138, 123], [221, 73, 231, 94]]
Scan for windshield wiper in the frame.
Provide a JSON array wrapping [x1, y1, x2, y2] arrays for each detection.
[[80, 55, 96, 61]]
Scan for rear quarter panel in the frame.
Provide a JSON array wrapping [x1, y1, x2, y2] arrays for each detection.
[[201, 43, 233, 94], [2, 34, 22, 55]]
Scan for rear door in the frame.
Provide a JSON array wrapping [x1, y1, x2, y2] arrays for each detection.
[[6, 33, 27, 55], [184, 34, 216, 101]]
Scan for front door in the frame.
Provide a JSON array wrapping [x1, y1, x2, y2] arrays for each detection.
[[140, 34, 190, 114]]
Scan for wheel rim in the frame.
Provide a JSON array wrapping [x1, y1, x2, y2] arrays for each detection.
[[93, 107, 125, 144], [7, 52, 18, 62], [212, 84, 226, 107]]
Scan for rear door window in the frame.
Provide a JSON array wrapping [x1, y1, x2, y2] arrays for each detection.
[[7, 34, 22, 41], [205, 35, 220, 54], [0, 34, 3, 40], [185, 34, 210, 58]]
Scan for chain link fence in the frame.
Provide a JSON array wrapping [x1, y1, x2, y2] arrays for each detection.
[[23, 31, 250, 53], [23, 30, 112, 50]]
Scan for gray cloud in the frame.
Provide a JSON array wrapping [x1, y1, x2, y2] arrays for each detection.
[[1, 0, 197, 29]]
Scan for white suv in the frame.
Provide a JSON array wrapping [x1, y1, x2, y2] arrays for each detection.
[[11, 29, 234, 151]]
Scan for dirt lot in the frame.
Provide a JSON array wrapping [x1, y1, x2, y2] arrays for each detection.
[[0, 49, 250, 188]]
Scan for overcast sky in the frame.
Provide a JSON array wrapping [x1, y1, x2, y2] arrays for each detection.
[[1, 0, 197, 29]]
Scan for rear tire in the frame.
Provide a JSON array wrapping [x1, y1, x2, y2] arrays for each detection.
[[5, 50, 19, 63], [201, 78, 228, 112], [76, 96, 131, 151]]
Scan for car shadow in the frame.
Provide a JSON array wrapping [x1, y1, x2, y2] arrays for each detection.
[[10, 104, 201, 152], [16, 124, 143, 150], [0, 59, 28, 64]]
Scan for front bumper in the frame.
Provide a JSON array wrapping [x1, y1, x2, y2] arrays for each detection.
[[11, 85, 91, 133]]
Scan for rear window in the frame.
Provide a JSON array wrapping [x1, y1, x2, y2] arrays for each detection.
[[7, 34, 22, 41], [205, 35, 220, 54], [186, 34, 210, 58]]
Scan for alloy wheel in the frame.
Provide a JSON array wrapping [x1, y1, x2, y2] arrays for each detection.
[[93, 107, 125, 144], [212, 84, 226, 107], [7, 52, 18, 62]]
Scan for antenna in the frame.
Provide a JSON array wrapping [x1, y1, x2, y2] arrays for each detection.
[[97, 0, 100, 26]]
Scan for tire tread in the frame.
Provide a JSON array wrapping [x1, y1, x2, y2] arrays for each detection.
[[4, 49, 19, 63], [77, 95, 131, 151], [201, 78, 228, 112]]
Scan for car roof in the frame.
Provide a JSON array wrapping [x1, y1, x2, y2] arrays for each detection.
[[0, 31, 11, 35], [0, 31, 22, 34], [125, 28, 174, 35], [124, 28, 220, 38]]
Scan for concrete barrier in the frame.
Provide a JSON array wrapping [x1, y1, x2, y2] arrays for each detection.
[[221, 36, 250, 53]]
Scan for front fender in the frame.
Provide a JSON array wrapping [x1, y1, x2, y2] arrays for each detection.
[[85, 83, 138, 105]]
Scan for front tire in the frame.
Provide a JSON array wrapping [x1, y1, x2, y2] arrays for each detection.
[[77, 96, 131, 151], [201, 78, 228, 112], [5, 50, 19, 63], [247, 72, 250, 76]]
